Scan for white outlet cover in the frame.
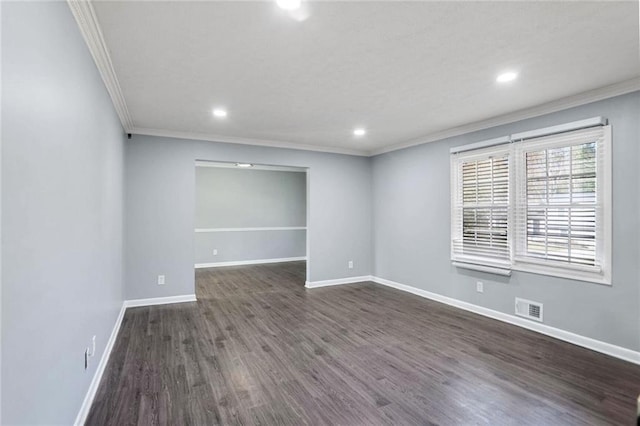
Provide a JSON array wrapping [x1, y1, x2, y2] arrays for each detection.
[[476, 281, 483, 293], [158, 275, 165, 285], [348, 261, 354, 269], [213, 249, 218, 256]]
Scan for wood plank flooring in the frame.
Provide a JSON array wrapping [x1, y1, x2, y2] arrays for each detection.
[[86, 261, 640, 425]]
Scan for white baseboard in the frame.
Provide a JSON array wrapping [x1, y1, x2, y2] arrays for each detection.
[[74, 293, 198, 423], [73, 275, 637, 425], [371, 276, 640, 366], [195, 256, 306, 269], [124, 294, 197, 308], [305, 275, 373, 289], [74, 302, 127, 426]]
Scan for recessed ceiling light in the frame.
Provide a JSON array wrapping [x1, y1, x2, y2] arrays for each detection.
[[496, 71, 518, 83], [235, 163, 253, 168], [276, 0, 301, 11], [353, 128, 366, 137], [212, 108, 227, 118]]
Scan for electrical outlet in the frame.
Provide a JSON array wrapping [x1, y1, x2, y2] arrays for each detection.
[[91, 335, 96, 357], [476, 281, 484, 293], [157, 275, 165, 285], [84, 348, 90, 369], [348, 260, 354, 269], [213, 249, 218, 256]]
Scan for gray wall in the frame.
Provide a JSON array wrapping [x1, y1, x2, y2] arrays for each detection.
[[125, 136, 372, 299], [196, 167, 306, 228], [1, 2, 125, 425], [372, 91, 640, 351], [195, 167, 306, 264], [195, 230, 306, 264], [2, 4, 635, 425]]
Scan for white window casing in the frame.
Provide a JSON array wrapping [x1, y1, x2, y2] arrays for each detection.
[[451, 144, 512, 272], [450, 119, 611, 285], [512, 125, 611, 284]]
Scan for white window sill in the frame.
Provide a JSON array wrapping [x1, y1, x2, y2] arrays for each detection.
[[511, 262, 611, 286], [452, 261, 512, 276], [450, 259, 610, 285]]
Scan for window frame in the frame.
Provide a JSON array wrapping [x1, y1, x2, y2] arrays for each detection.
[[450, 123, 612, 285], [511, 125, 612, 285], [450, 144, 512, 270]]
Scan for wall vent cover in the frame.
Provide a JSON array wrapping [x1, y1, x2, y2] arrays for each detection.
[[515, 298, 543, 322]]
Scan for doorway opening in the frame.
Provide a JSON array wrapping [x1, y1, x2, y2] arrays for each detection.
[[193, 160, 309, 298]]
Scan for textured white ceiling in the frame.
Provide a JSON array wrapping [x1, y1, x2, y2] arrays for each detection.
[[92, 1, 639, 155]]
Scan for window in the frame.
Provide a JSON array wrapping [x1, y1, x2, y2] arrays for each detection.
[[451, 146, 511, 269], [450, 120, 611, 284]]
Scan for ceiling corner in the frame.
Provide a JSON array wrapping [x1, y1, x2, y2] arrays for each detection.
[[67, 0, 134, 132], [370, 77, 640, 157]]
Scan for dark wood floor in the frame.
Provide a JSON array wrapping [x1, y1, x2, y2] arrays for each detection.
[[87, 261, 640, 425]]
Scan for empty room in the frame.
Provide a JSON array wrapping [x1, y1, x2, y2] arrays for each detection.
[[2, 0, 639, 425]]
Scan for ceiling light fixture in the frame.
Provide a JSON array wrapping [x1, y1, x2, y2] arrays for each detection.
[[235, 163, 253, 168], [212, 108, 227, 118], [353, 128, 366, 137], [496, 71, 518, 83], [276, 0, 301, 10]]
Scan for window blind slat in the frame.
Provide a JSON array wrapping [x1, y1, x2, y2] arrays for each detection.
[[514, 127, 605, 271], [452, 124, 609, 283], [451, 149, 510, 264]]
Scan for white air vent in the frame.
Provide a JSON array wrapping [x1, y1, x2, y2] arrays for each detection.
[[515, 298, 543, 322]]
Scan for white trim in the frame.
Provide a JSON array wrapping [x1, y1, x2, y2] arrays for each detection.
[[450, 136, 510, 154], [511, 125, 611, 285], [195, 160, 307, 172], [124, 294, 197, 308], [452, 261, 512, 276], [195, 227, 306, 233], [195, 257, 306, 269], [304, 275, 373, 289], [601, 125, 613, 286], [305, 169, 311, 285], [511, 116, 606, 141], [134, 79, 638, 158], [63, 4, 637, 161], [370, 276, 640, 365], [511, 262, 608, 286], [65, 5, 637, 162], [450, 117, 606, 154], [74, 294, 197, 424], [132, 127, 366, 157], [452, 124, 611, 285], [450, 145, 512, 268], [74, 303, 127, 426], [67, 1, 133, 132], [371, 78, 640, 156]]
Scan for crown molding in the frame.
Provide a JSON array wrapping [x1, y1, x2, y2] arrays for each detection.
[[67, 0, 133, 132], [66, 0, 637, 158], [134, 78, 638, 158], [369, 77, 640, 156], [131, 127, 368, 157]]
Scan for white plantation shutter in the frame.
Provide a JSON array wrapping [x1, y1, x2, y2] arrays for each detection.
[[450, 120, 611, 284], [451, 146, 511, 268], [513, 126, 611, 280]]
